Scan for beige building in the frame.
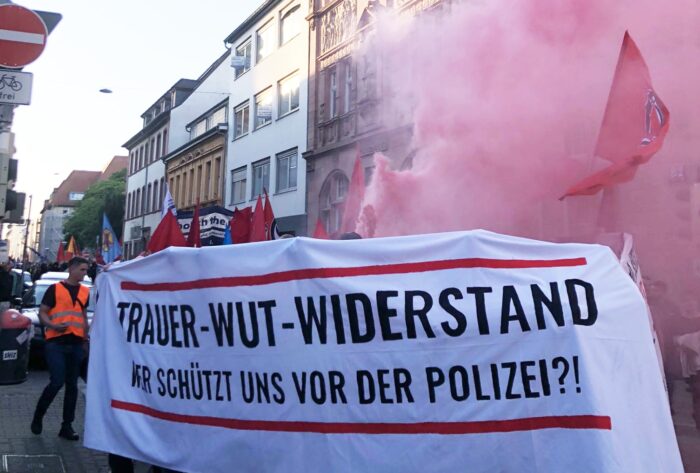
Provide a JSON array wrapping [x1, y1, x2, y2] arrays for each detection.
[[164, 111, 227, 211]]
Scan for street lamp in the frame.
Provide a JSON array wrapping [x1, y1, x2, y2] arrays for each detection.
[[21, 194, 31, 264]]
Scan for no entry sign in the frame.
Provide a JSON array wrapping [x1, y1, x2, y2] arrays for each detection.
[[0, 4, 48, 69]]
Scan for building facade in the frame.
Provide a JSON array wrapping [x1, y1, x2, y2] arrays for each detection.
[[304, 0, 443, 236], [224, 0, 309, 235], [164, 52, 231, 211], [122, 80, 197, 259], [37, 156, 127, 260], [38, 170, 100, 260]]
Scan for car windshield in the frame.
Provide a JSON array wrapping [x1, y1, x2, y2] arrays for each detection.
[[27, 283, 95, 312]]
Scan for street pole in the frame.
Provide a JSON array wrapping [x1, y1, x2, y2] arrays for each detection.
[[22, 194, 31, 265]]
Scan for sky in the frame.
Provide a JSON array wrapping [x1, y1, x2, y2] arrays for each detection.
[[10, 0, 261, 219]]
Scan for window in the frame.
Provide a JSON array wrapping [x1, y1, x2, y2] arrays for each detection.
[[150, 138, 156, 163], [280, 5, 301, 45], [256, 21, 274, 63], [152, 180, 159, 211], [205, 161, 212, 200], [344, 61, 353, 113], [278, 72, 300, 117], [196, 165, 203, 202], [329, 69, 338, 118], [146, 184, 152, 213], [234, 101, 250, 138], [68, 192, 84, 201], [319, 172, 349, 234], [191, 119, 207, 140], [254, 88, 273, 129], [162, 129, 168, 154], [214, 157, 221, 198], [139, 146, 144, 169], [127, 193, 132, 219], [160, 177, 165, 209], [207, 106, 227, 129], [156, 133, 162, 158], [276, 148, 298, 192], [337, 174, 348, 199], [231, 166, 247, 204], [252, 159, 270, 198], [189, 169, 195, 206], [145, 142, 150, 165], [141, 185, 147, 214], [233, 38, 252, 78], [136, 189, 141, 216]]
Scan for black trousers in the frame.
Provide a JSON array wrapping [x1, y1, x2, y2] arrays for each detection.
[[34, 341, 83, 427], [108, 454, 182, 473]]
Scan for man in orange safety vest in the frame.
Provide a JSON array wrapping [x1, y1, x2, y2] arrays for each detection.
[[31, 256, 90, 441]]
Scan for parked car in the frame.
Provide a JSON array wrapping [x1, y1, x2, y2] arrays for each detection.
[[40, 271, 92, 283], [22, 278, 94, 358], [11, 268, 33, 295]]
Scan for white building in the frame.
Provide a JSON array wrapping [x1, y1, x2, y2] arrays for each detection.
[[38, 170, 100, 260], [224, 0, 309, 235], [122, 80, 198, 259], [164, 51, 232, 211]]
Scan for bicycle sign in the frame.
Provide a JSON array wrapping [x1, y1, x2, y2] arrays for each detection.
[[0, 74, 22, 92], [0, 70, 31, 105]]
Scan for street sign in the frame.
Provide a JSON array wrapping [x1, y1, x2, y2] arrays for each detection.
[[0, 70, 31, 105], [0, 4, 48, 69]]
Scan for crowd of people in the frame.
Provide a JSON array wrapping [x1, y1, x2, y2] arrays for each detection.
[[647, 280, 700, 430]]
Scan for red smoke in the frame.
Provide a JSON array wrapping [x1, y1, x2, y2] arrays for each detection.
[[357, 0, 699, 268]]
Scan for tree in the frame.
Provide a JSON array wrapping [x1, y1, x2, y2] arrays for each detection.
[[63, 169, 126, 249]]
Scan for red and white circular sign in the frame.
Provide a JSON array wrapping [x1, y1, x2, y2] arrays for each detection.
[[0, 4, 48, 69]]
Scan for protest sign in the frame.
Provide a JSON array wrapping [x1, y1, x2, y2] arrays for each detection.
[[85, 230, 682, 473], [177, 205, 233, 246]]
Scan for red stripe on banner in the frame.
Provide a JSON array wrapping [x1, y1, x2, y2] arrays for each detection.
[[111, 400, 610, 434], [121, 257, 588, 291]]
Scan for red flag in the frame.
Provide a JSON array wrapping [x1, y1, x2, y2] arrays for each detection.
[[65, 236, 78, 260], [263, 190, 279, 240], [249, 195, 266, 242], [312, 218, 329, 239], [147, 210, 187, 253], [562, 31, 670, 198], [340, 151, 365, 233], [56, 241, 65, 263], [187, 202, 201, 248], [231, 207, 252, 244]]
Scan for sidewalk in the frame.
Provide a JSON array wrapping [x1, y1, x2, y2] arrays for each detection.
[[0, 369, 109, 473]]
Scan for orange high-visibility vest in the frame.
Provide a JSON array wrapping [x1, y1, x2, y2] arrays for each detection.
[[44, 283, 89, 340]]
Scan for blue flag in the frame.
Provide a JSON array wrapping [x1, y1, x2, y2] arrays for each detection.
[[101, 213, 122, 263], [222, 221, 233, 245]]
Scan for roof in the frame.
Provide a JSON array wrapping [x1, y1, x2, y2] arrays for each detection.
[[122, 110, 170, 149], [99, 155, 128, 181], [141, 79, 198, 119], [224, 0, 279, 46], [43, 170, 101, 210], [195, 50, 231, 83]]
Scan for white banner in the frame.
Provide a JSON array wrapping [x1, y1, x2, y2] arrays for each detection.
[[85, 230, 682, 473]]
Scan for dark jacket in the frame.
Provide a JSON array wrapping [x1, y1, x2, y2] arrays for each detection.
[[0, 269, 13, 302]]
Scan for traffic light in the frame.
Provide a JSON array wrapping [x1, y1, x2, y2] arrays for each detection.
[[0, 130, 20, 217]]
